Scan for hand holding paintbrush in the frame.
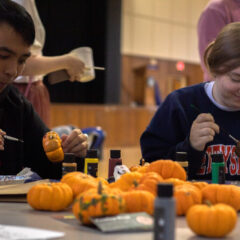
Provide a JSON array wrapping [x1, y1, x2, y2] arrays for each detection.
[[190, 104, 240, 157], [189, 106, 220, 151], [0, 129, 24, 150]]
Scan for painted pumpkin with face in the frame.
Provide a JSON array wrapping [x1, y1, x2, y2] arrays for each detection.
[[42, 131, 64, 162]]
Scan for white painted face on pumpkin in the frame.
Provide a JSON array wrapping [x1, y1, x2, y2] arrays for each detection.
[[113, 165, 130, 181]]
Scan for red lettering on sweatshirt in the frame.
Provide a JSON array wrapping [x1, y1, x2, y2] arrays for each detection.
[[198, 144, 239, 176], [206, 147, 214, 174], [222, 145, 231, 174], [198, 154, 207, 175], [230, 155, 237, 175]]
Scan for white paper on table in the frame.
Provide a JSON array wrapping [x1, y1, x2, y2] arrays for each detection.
[[176, 228, 195, 239], [0, 224, 65, 240]]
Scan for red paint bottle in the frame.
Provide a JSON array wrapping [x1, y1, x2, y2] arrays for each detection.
[[108, 150, 122, 178]]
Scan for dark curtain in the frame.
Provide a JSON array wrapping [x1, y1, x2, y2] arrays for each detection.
[[35, 0, 106, 103]]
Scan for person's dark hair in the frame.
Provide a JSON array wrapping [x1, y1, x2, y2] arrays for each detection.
[[204, 22, 240, 76], [0, 0, 35, 45]]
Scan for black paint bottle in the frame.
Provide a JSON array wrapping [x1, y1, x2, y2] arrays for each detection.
[[154, 183, 175, 240]]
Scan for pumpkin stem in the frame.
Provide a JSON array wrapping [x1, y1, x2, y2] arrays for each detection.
[[204, 200, 212, 207], [133, 180, 138, 188], [140, 158, 145, 166], [98, 181, 103, 194]]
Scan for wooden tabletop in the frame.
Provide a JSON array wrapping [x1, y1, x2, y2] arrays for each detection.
[[0, 202, 239, 240]]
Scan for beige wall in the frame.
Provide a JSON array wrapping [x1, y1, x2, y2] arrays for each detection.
[[121, 0, 209, 63]]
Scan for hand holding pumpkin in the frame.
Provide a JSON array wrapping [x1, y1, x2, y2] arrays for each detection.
[[42, 131, 64, 162], [43, 129, 88, 162], [61, 128, 88, 157]]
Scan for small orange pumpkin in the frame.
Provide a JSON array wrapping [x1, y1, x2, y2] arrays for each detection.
[[129, 159, 149, 172], [61, 171, 97, 197], [109, 172, 142, 191], [174, 184, 202, 216], [163, 178, 188, 187], [186, 203, 237, 238], [202, 184, 240, 211], [27, 182, 73, 211], [122, 190, 155, 215], [137, 165, 149, 173], [42, 131, 64, 162], [146, 160, 187, 180], [96, 177, 109, 186], [129, 165, 141, 172], [134, 172, 163, 196], [72, 182, 125, 224], [191, 181, 208, 190]]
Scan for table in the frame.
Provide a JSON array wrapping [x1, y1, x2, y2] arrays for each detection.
[[0, 202, 239, 240]]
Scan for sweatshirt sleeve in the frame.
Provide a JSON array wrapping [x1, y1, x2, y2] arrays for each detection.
[[22, 99, 62, 179], [140, 91, 205, 178]]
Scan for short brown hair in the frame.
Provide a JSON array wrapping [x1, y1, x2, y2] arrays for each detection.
[[0, 0, 35, 45], [204, 22, 240, 77]]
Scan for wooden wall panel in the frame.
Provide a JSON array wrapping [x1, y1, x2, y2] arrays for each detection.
[[50, 104, 156, 147], [121, 55, 204, 104]]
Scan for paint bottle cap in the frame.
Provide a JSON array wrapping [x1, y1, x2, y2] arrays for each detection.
[[86, 149, 98, 158], [63, 153, 75, 163], [110, 150, 121, 158], [157, 183, 173, 197], [176, 152, 187, 161], [211, 153, 224, 163]]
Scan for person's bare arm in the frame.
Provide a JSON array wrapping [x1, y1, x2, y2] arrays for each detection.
[[22, 54, 85, 81]]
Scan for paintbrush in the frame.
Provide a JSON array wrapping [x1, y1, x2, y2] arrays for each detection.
[[190, 104, 240, 157], [190, 104, 239, 144], [85, 66, 105, 71], [3, 135, 24, 143]]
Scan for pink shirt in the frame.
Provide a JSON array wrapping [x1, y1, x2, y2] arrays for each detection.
[[12, 0, 45, 83], [198, 0, 240, 81]]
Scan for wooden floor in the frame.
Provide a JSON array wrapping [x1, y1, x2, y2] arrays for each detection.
[[50, 104, 156, 147], [50, 104, 155, 178]]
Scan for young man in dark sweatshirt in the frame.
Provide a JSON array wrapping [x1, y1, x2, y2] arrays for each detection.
[[0, 0, 88, 179]]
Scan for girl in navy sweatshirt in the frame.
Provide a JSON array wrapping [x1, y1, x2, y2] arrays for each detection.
[[141, 22, 240, 180]]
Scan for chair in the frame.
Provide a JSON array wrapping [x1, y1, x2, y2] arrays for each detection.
[[153, 80, 162, 106]]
